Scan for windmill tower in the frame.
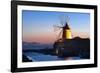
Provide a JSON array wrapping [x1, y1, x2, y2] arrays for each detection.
[[62, 22, 72, 40]]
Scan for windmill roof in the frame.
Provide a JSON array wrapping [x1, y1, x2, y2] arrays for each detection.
[[64, 23, 70, 29]]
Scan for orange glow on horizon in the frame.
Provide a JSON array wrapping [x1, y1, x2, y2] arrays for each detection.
[[23, 33, 56, 44], [23, 31, 90, 44]]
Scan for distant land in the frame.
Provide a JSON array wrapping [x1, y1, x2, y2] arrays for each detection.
[[22, 41, 53, 50]]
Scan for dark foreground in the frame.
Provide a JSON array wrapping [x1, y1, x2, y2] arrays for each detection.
[[22, 39, 90, 62]]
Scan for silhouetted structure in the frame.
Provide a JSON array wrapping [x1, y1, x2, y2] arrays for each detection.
[[53, 38, 90, 59]]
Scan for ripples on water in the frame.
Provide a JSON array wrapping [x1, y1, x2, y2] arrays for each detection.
[[24, 52, 81, 62]]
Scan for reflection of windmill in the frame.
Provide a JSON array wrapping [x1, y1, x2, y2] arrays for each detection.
[[54, 16, 72, 42]]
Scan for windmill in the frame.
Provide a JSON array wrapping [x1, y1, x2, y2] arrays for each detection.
[[54, 16, 72, 42], [53, 16, 72, 54]]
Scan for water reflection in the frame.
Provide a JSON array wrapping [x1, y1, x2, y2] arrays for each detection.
[[23, 52, 81, 62]]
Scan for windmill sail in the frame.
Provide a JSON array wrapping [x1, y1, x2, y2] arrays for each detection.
[[53, 16, 72, 41]]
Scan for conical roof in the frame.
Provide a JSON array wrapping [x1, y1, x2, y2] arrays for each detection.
[[64, 22, 70, 29]]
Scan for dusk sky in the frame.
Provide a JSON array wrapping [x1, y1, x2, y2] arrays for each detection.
[[22, 10, 90, 44]]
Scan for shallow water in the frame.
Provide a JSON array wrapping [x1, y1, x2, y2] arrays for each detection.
[[23, 52, 81, 62]]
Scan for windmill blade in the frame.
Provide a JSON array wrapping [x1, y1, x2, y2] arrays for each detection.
[[59, 15, 65, 26], [66, 16, 70, 25], [60, 15, 70, 26], [60, 19, 64, 26], [53, 25, 63, 32], [56, 29, 63, 40]]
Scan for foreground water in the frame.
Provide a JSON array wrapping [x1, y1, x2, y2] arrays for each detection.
[[23, 52, 81, 62]]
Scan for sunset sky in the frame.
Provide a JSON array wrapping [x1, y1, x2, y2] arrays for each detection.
[[22, 10, 90, 44]]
